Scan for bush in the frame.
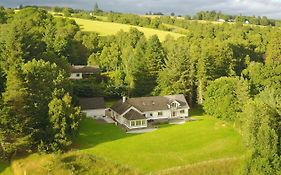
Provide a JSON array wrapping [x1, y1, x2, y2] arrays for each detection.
[[203, 77, 249, 120]]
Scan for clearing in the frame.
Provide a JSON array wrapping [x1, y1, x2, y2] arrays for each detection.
[[72, 18, 185, 41], [5, 109, 246, 175], [76, 115, 245, 173]]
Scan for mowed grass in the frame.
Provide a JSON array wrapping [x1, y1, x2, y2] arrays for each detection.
[[7, 109, 246, 174], [0, 161, 12, 175], [72, 18, 185, 41], [75, 114, 246, 173]]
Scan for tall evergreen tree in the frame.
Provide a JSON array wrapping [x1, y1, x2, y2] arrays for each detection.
[[145, 35, 166, 92]]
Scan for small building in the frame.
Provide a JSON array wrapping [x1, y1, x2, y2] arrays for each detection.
[[79, 97, 106, 118], [217, 18, 225, 22], [69, 65, 100, 80], [110, 94, 190, 129]]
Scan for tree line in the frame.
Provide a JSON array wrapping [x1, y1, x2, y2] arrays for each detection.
[[0, 7, 280, 174], [0, 7, 83, 160]]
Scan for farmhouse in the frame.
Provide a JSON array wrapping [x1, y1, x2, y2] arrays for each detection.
[[110, 94, 190, 129], [69, 65, 100, 79], [79, 97, 106, 118]]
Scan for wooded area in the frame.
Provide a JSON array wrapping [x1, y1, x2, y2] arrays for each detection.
[[0, 6, 280, 174]]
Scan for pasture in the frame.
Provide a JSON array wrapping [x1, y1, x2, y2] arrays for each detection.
[[5, 109, 246, 175], [76, 115, 245, 173], [72, 18, 185, 41]]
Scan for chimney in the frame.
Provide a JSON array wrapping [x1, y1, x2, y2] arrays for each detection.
[[122, 96, 126, 103]]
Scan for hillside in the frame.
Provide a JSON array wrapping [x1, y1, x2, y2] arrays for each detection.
[[72, 18, 185, 41], [7, 111, 246, 175]]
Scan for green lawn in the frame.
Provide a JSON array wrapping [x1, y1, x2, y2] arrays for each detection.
[[0, 161, 12, 175], [72, 18, 185, 41], [8, 109, 246, 174], [75, 114, 246, 173]]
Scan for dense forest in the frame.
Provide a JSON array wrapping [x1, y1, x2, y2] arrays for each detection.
[[0, 6, 280, 175]]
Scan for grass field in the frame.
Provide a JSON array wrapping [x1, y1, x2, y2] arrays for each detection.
[[72, 18, 185, 41], [6, 109, 246, 175], [76, 115, 245, 173], [0, 161, 12, 175]]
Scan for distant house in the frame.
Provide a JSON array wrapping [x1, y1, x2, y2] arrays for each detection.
[[217, 19, 226, 22], [79, 97, 106, 118], [69, 65, 100, 79], [110, 94, 190, 129]]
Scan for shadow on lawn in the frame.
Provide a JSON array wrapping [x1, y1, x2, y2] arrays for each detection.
[[0, 161, 9, 174], [74, 117, 135, 150], [189, 105, 205, 116]]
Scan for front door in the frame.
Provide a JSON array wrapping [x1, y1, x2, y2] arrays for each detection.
[[172, 111, 176, 117]]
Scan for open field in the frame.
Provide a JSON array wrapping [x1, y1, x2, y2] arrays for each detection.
[[76, 115, 246, 173], [5, 109, 246, 175], [72, 18, 185, 41]]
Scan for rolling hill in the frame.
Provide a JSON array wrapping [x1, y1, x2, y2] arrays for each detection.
[[72, 18, 185, 41], [8, 110, 246, 175]]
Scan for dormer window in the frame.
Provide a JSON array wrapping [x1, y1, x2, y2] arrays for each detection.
[[170, 100, 180, 108]]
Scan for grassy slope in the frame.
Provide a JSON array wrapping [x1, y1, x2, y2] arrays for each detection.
[[72, 18, 185, 41], [0, 162, 12, 175], [11, 153, 138, 175], [8, 110, 246, 175], [75, 115, 245, 173]]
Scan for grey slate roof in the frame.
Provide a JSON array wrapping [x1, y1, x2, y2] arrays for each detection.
[[123, 109, 146, 120], [79, 97, 105, 110], [70, 65, 100, 74], [111, 94, 189, 115]]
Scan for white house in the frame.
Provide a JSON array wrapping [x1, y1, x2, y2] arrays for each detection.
[[217, 18, 226, 22], [69, 65, 100, 80], [110, 94, 190, 129], [79, 97, 106, 118]]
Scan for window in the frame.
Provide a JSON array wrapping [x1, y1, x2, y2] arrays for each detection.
[[136, 120, 142, 126], [150, 113, 153, 117], [131, 121, 135, 127], [180, 110, 185, 114], [142, 120, 146, 125], [171, 102, 177, 108], [76, 73, 80, 77], [158, 112, 163, 116]]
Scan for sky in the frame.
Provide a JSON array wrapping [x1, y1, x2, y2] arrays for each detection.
[[1, 0, 281, 19]]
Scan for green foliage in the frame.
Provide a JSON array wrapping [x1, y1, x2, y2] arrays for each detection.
[[62, 7, 72, 17], [0, 7, 80, 72], [156, 38, 195, 104], [242, 62, 281, 95], [203, 77, 249, 120], [47, 93, 81, 151], [0, 60, 80, 159], [0, 8, 8, 24], [265, 31, 281, 64], [12, 152, 139, 175], [240, 88, 281, 174], [0, 65, 33, 160]]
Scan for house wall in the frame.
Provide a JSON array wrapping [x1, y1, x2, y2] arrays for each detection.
[[110, 106, 189, 129], [144, 110, 171, 120], [70, 73, 82, 79], [172, 108, 189, 117], [111, 108, 147, 129], [83, 109, 105, 118], [144, 107, 189, 120]]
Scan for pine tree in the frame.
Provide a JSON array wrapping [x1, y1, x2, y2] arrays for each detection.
[[1, 65, 33, 159], [145, 35, 166, 93]]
